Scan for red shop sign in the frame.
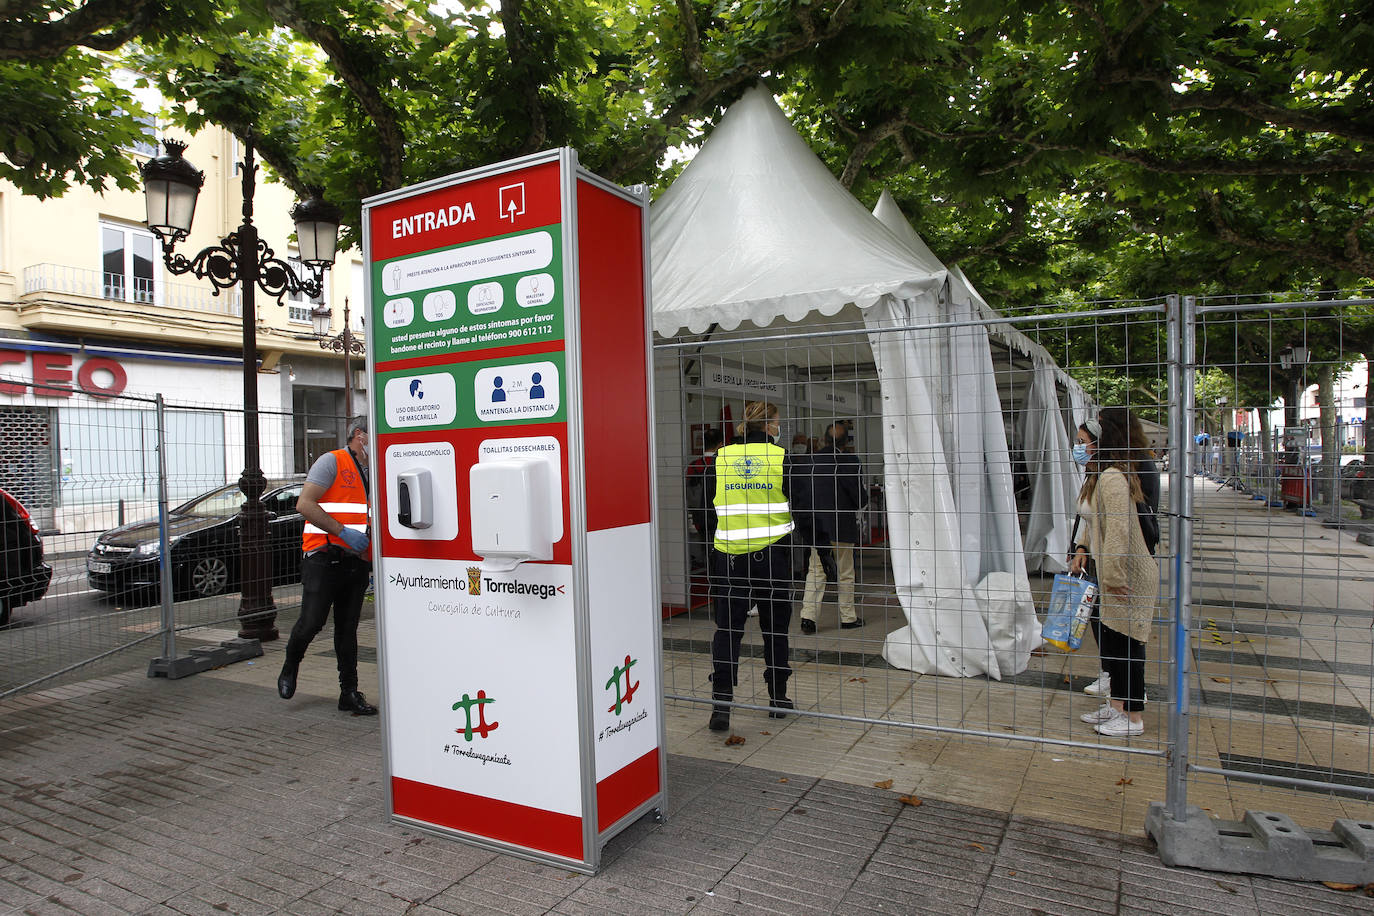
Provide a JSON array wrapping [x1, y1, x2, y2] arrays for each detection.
[[0, 350, 128, 399]]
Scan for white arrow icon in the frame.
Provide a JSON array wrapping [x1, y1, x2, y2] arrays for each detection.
[[499, 183, 526, 222]]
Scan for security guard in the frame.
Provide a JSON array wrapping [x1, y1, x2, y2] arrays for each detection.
[[704, 400, 795, 732], [277, 417, 377, 715]]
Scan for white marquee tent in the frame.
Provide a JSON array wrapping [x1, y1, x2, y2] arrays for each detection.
[[651, 85, 1081, 678]]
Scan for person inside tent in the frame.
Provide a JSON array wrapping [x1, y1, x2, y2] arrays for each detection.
[[702, 401, 796, 732]]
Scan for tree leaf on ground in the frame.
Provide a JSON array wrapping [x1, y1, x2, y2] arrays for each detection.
[[1321, 882, 1359, 891], [725, 734, 745, 746], [898, 795, 922, 807], [874, 779, 894, 789]]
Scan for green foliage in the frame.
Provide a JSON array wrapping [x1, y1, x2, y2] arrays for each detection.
[[2, 0, 1372, 333], [0, 57, 152, 197]]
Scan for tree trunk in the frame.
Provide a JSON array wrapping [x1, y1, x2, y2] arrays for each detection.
[[1318, 364, 1338, 513]]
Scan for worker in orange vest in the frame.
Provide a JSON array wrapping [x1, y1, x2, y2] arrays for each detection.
[[278, 417, 377, 715]]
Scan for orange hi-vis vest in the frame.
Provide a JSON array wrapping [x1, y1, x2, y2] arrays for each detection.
[[301, 448, 369, 554]]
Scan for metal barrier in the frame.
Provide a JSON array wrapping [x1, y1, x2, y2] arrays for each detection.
[[1145, 295, 1374, 880], [0, 382, 348, 698], [655, 298, 1175, 761], [656, 291, 1374, 879]]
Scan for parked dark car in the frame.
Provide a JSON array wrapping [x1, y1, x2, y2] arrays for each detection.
[[1343, 461, 1368, 501], [87, 477, 307, 600], [0, 486, 53, 626]]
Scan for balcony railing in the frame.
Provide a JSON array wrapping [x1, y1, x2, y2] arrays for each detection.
[[22, 263, 241, 318]]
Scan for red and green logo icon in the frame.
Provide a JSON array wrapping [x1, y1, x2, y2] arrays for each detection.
[[452, 690, 499, 741], [605, 654, 639, 715]]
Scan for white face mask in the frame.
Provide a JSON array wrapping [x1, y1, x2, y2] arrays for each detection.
[[791, 444, 809, 454], [1072, 443, 1090, 466]]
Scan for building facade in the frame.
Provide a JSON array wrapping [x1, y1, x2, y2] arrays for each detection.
[[0, 119, 366, 538]]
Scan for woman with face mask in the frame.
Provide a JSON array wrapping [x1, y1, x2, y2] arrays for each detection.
[[1069, 419, 1107, 697], [1073, 408, 1160, 738], [702, 400, 796, 732]]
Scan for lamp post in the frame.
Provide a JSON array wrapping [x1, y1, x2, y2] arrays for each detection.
[[140, 138, 340, 641], [311, 298, 366, 422]]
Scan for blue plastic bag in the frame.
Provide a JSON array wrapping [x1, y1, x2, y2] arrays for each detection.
[[1041, 573, 1097, 651]]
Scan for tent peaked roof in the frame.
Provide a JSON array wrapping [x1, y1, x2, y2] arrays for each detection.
[[872, 189, 944, 275], [650, 85, 945, 337]]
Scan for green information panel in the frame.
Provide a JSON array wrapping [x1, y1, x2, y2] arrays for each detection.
[[375, 351, 568, 434], [372, 225, 565, 361]]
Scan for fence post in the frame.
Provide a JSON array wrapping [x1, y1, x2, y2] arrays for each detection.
[[155, 395, 177, 663], [147, 394, 263, 679], [1166, 294, 1196, 820]]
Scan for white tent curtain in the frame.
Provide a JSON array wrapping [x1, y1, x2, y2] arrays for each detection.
[[871, 191, 1038, 675], [1019, 362, 1081, 573], [1069, 384, 1091, 429], [865, 297, 1001, 678]]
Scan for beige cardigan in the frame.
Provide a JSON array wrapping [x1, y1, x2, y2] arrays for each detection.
[[1084, 467, 1160, 644]]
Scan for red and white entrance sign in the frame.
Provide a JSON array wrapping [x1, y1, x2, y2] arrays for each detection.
[[362, 149, 663, 873]]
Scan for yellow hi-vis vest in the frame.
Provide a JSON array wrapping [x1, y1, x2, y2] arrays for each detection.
[[712, 441, 793, 554]]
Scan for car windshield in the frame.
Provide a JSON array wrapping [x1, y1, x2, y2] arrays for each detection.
[[173, 481, 299, 518], [176, 485, 247, 518]]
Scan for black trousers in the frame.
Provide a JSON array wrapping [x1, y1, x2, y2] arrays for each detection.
[[285, 550, 371, 691], [709, 542, 792, 700], [1099, 622, 1147, 712]]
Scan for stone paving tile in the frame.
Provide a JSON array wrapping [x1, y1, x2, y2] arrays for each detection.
[[557, 875, 700, 915], [390, 834, 498, 880], [71, 872, 166, 914]]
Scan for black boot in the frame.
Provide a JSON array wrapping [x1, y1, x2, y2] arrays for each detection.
[[708, 692, 731, 731], [766, 673, 793, 719], [339, 689, 378, 716], [277, 661, 298, 699]]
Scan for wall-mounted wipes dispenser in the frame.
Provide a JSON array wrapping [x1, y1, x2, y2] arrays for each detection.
[[469, 459, 553, 570], [396, 468, 434, 529]]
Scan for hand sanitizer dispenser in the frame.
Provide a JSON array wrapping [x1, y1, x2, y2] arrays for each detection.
[[469, 459, 553, 569], [396, 468, 433, 530]]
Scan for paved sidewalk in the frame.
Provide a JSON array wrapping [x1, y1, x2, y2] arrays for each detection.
[[0, 653, 1365, 914]]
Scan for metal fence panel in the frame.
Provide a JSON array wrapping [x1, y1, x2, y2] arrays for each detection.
[[655, 302, 1175, 759], [1185, 296, 1374, 811], [0, 389, 348, 699]]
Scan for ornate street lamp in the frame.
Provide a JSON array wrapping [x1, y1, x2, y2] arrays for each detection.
[[140, 138, 340, 641], [311, 298, 366, 422]]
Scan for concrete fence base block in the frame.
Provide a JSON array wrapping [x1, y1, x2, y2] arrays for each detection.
[[1146, 803, 1374, 883], [148, 637, 263, 680]]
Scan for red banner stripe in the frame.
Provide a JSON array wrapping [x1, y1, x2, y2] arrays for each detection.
[[392, 777, 584, 860], [595, 747, 661, 833]]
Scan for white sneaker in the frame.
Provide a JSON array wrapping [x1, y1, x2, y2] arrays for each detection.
[[1083, 672, 1110, 696], [1095, 715, 1144, 737], [1080, 704, 1117, 724]]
